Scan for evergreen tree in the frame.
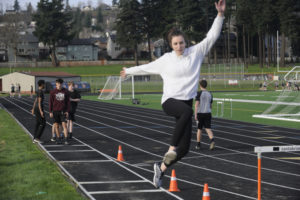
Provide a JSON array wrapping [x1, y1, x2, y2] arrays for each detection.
[[140, 0, 165, 61], [13, 0, 20, 12], [84, 12, 92, 27], [94, 6, 103, 31], [112, 0, 118, 6], [26, 3, 33, 14], [115, 0, 144, 65], [33, 0, 73, 66]]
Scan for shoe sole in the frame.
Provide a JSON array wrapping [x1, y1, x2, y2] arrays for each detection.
[[209, 142, 215, 150], [153, 163, 159, 188], [163, 151, 177, 166]]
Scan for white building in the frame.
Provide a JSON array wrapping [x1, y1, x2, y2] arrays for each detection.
[[0, 72, 80, 93]]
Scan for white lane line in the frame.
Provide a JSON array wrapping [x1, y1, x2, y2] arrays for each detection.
[[43, 144, 86, 147], [80, 104, 300, 146], [88, 189, 163, 194], [71, 99, 300, 151], [15, 98, 300, 180], [59, 160, 112, 163], [48, 150, 95, 153], [182, 152, 253, 160], [105, 154, 257, 200], [70, 138, 184, 200], [72, 104, 300, 172], [3, 98, 183, 200], [72, 118, 300, 193], [79, 180, 148, 184], [93, 99, 300, 137], [10, 98, 300, 194]]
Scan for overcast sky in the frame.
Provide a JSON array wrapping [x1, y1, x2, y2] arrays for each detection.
[[1, 0, 112, 11]]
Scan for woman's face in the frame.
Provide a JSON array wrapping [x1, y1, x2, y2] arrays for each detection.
[[171, 35, 186, 56]]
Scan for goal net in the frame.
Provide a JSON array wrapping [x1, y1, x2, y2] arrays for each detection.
[[98, 75, 134, 100], [253, 66, 300, 122]]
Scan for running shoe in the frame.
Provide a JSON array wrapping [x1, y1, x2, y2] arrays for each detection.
[[51, 137, 56, 142], [64, 138, 69, 145], [32, 139, 43, 144], [68, 132, 72, 139], [55, 138, 62, 145], [209, 141, 215, 150], [163, 150, 177, 166], [153, 162, 164, 188], [195, 143, 201, 150]]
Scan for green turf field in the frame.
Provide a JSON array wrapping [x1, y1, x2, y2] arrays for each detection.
[[83, 91, 300, 130], [0, 109, 87, 200]]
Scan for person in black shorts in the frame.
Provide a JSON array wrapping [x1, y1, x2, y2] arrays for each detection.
[[49, 79, 70, 144], [67, 81, 81, 139], [194, 80, 215, 150], [31, 80, 46, 143]]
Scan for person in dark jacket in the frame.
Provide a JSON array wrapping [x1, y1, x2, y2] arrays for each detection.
[[31, 80, 46, 143]]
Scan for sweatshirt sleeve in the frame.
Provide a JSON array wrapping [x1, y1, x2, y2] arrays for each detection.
[[125, 54, 166, 75], [190, 15, 224, 57]]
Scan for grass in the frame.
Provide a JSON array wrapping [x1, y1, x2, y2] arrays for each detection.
[[1, 63, 299, 77], [0, 109, 87, 200], [83, 91, 300, 130]]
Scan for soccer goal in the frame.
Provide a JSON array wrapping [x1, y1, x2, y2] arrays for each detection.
[[98, 75, 135, 100], [253, 66, 300, 122]]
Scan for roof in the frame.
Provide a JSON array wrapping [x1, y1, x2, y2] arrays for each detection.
[[19, 34, 39, 43], [22, 71, 79, 77]]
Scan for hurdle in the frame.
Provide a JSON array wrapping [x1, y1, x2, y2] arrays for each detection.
[[215, 98, 233, 118], [254, 145, 300, 200]]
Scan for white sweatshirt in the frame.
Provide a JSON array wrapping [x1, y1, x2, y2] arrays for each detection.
[[125, 16, 224, 104]]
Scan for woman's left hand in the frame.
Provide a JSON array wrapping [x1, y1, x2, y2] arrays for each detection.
[[215, 0, 226, 14]]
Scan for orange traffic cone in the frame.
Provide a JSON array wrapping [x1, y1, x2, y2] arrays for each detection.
[[117, 145, 125, 161], [168, 169, 180, 192], [202, 183, 210, 200]]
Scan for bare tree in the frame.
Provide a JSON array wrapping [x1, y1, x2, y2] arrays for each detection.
[[0, 13, 22, 71]]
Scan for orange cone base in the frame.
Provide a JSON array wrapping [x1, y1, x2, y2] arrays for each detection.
[[117, 145, 125, 161], [169, 169, 180, 192]]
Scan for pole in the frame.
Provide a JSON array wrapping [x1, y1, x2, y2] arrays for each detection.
[[131, 75, 135, 99], [258, 152, 262, 200], [277, 30, 279, 72], [119, 76, 122, 99]]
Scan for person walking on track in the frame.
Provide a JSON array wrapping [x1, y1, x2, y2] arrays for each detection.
[[194, 80, 215, 150], [120, 0, 226, 188], [67, 81, 81, 139], [31, 80, 46, 144]]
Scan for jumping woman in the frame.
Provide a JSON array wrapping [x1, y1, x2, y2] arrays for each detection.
[[120, 0, 226, 188]]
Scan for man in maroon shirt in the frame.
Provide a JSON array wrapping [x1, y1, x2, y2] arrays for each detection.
[[49, 79, 70, 144]]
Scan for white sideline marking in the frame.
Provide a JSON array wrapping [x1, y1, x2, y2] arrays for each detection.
[[59, 160, 112, 163], [88, 189, 163, 195], [214, 98, 300, 106], [79, 180, 147, 184], [48, 150, 95, 153]]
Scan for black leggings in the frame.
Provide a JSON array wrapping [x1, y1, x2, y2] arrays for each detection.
[[34, 109, 46, 139], [162, 98, 193, 166]]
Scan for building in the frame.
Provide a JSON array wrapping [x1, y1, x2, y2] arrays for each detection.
[[7, 33, 39, 62], [0, 72, 80, 93], [56, 39, 99, 61]]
